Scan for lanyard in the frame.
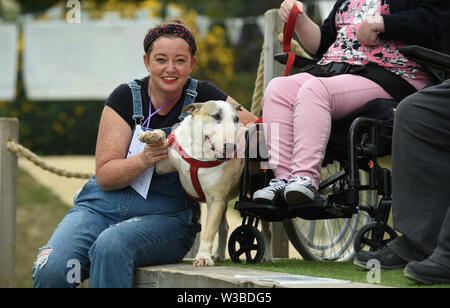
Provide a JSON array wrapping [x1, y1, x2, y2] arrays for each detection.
[[142, 92, 180, 129]]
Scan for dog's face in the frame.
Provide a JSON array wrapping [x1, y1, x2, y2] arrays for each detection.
[[183, 100, 243, 159]]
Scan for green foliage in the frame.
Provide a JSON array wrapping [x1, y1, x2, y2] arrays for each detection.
[[15, 168, 70, 288], [0, 75, 103, 155]]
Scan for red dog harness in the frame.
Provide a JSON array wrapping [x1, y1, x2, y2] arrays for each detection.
[[168, 131, 228, 202]]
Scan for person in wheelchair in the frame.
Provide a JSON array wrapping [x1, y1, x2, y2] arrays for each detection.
[[253, 0, 450, 205], [354, 77, 450, 285]]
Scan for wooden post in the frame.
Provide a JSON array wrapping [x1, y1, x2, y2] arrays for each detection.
[[263, 9, 285, 90], [0, 118, 19, 288], [263, 9, 289, 258]]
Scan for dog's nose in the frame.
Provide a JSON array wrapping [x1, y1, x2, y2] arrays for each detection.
[[223, 143, 237, 157]]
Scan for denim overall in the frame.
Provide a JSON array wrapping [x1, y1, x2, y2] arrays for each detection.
[[32, 79, 200, 288]]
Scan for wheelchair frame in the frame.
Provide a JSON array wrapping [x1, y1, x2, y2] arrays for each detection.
[[228, 114, 397, 263]]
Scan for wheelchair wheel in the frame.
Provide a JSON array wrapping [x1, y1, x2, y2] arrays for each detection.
[[353, 222, 397, 253], [283, 165, 372, 261], [228, 225, 265, 264]]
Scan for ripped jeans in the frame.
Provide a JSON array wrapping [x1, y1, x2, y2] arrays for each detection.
[[32, 173, 199, 288]]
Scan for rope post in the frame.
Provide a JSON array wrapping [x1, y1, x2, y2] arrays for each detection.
[[263, 9, 289, 259], [263, 9, 285, 90], [0, 117, 19, 288]]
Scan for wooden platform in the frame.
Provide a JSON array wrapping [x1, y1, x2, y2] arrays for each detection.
[[133, 263, 388, 288]]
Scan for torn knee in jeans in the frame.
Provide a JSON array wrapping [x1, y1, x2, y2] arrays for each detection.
[[34, 247, 53, 270]]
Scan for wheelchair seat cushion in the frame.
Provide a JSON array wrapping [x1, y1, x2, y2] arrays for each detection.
[[332, 98, 398, 128], [324, 98, 399, 165]]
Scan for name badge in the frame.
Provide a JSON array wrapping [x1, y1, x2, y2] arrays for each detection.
[[126, 125, 154, 199]]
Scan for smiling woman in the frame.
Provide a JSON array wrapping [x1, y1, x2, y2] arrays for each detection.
[[31, 19, 256, 288]]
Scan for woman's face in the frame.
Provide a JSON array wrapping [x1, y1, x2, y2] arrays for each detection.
[[144, 36, 197, 95]]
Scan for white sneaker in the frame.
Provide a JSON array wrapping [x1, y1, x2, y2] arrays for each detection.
[[253, 178, 288, 204], [284, 176, 319, 205]]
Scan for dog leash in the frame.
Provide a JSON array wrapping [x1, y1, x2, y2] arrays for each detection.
[[282, 4, 300, 76]]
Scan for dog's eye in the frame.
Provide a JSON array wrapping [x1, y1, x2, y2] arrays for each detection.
[[234, 116, 239, 123], [212, 113, 222, 121]]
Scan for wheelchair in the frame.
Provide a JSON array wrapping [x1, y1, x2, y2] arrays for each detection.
[[227, 45, 450, 264]]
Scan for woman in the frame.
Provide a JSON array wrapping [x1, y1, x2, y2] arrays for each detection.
[[253, 0, 450, 205], [32, 20, 256, 288]]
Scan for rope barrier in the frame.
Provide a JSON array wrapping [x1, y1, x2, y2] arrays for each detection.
[[6, 140, 93, 179]]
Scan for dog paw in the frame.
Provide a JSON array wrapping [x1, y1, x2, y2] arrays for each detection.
[[212, 254, 225, 263], [138, 130, 166, 144], [262, 256, 275, 262], [193, 256, 215, 267]]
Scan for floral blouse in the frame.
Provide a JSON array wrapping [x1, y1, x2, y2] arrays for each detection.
[[318, 0, 428, 81]]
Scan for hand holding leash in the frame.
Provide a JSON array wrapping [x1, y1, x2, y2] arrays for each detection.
[[279, 1, 301, 76], [279, 0, 304, 23]]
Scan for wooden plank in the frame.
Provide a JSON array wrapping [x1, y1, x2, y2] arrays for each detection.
[[0, 118, 19, 288], [263, 9, 284, 90]]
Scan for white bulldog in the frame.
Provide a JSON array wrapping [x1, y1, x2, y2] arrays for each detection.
[[139, 100, 273, 266]]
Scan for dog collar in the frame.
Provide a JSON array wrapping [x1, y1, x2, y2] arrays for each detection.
[[168, 131, 228, 202]]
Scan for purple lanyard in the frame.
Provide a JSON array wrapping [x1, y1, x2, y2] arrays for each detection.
[[142, 93, 179, 129]]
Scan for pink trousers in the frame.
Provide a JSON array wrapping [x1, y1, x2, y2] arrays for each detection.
[[262, 73, 427, 188]]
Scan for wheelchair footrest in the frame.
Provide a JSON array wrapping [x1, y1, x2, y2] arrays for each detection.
[[234, 201, 293, 222], [234, 198, 354, 221]]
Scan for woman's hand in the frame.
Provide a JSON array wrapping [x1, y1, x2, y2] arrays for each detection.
[[357, 15, 385, 46], [279, 0, 305, 23], [140, 139, 169, 167]]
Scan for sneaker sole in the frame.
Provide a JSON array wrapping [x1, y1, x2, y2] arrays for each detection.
[[353, 258, 406, 271], [404, 266, 450, 285], [252, 191, 274, 204], [284, 184, 315, 204]]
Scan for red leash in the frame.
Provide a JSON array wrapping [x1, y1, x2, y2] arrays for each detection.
[[282, 5, 300, 76]]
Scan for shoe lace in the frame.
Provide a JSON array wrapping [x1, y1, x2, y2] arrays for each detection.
[[288, 175, 313, 185], [267, 178, 288, 192]]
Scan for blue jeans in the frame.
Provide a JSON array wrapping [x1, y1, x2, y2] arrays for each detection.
[[32, 172, 199, 288]]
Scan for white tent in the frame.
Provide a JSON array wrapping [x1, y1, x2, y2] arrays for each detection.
[[23, 18, 161, 101], [0, 23, 18, 101]]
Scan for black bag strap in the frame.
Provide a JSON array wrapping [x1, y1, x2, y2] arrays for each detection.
[[300, 61, 418, 102], [349, 62, 417, 102]]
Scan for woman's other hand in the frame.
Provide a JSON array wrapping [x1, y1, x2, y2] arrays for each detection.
[[357, 15, 385, 46]]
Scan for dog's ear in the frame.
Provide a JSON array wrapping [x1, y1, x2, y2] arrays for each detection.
[[230, 102, 242, 112], [183, 103, 203, 115]]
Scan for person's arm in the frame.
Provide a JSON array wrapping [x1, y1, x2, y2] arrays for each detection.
[[225, 96, 258, 126], [379, 0, 450, 49], [95, 106, 168, 191]]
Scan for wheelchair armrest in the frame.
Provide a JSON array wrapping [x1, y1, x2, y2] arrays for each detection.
[[399, 45, 450, 71], [399, 45, 450, 83], [274, 52, 317, 68]]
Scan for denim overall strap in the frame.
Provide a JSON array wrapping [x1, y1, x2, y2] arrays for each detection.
[[178, 78, 198, 121], [128, 81, 144, 126]]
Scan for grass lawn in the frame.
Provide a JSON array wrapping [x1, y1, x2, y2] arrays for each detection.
[[14, 168, 450, 288], [215, 259, 450, 288], [15, 168, 69, 288]]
